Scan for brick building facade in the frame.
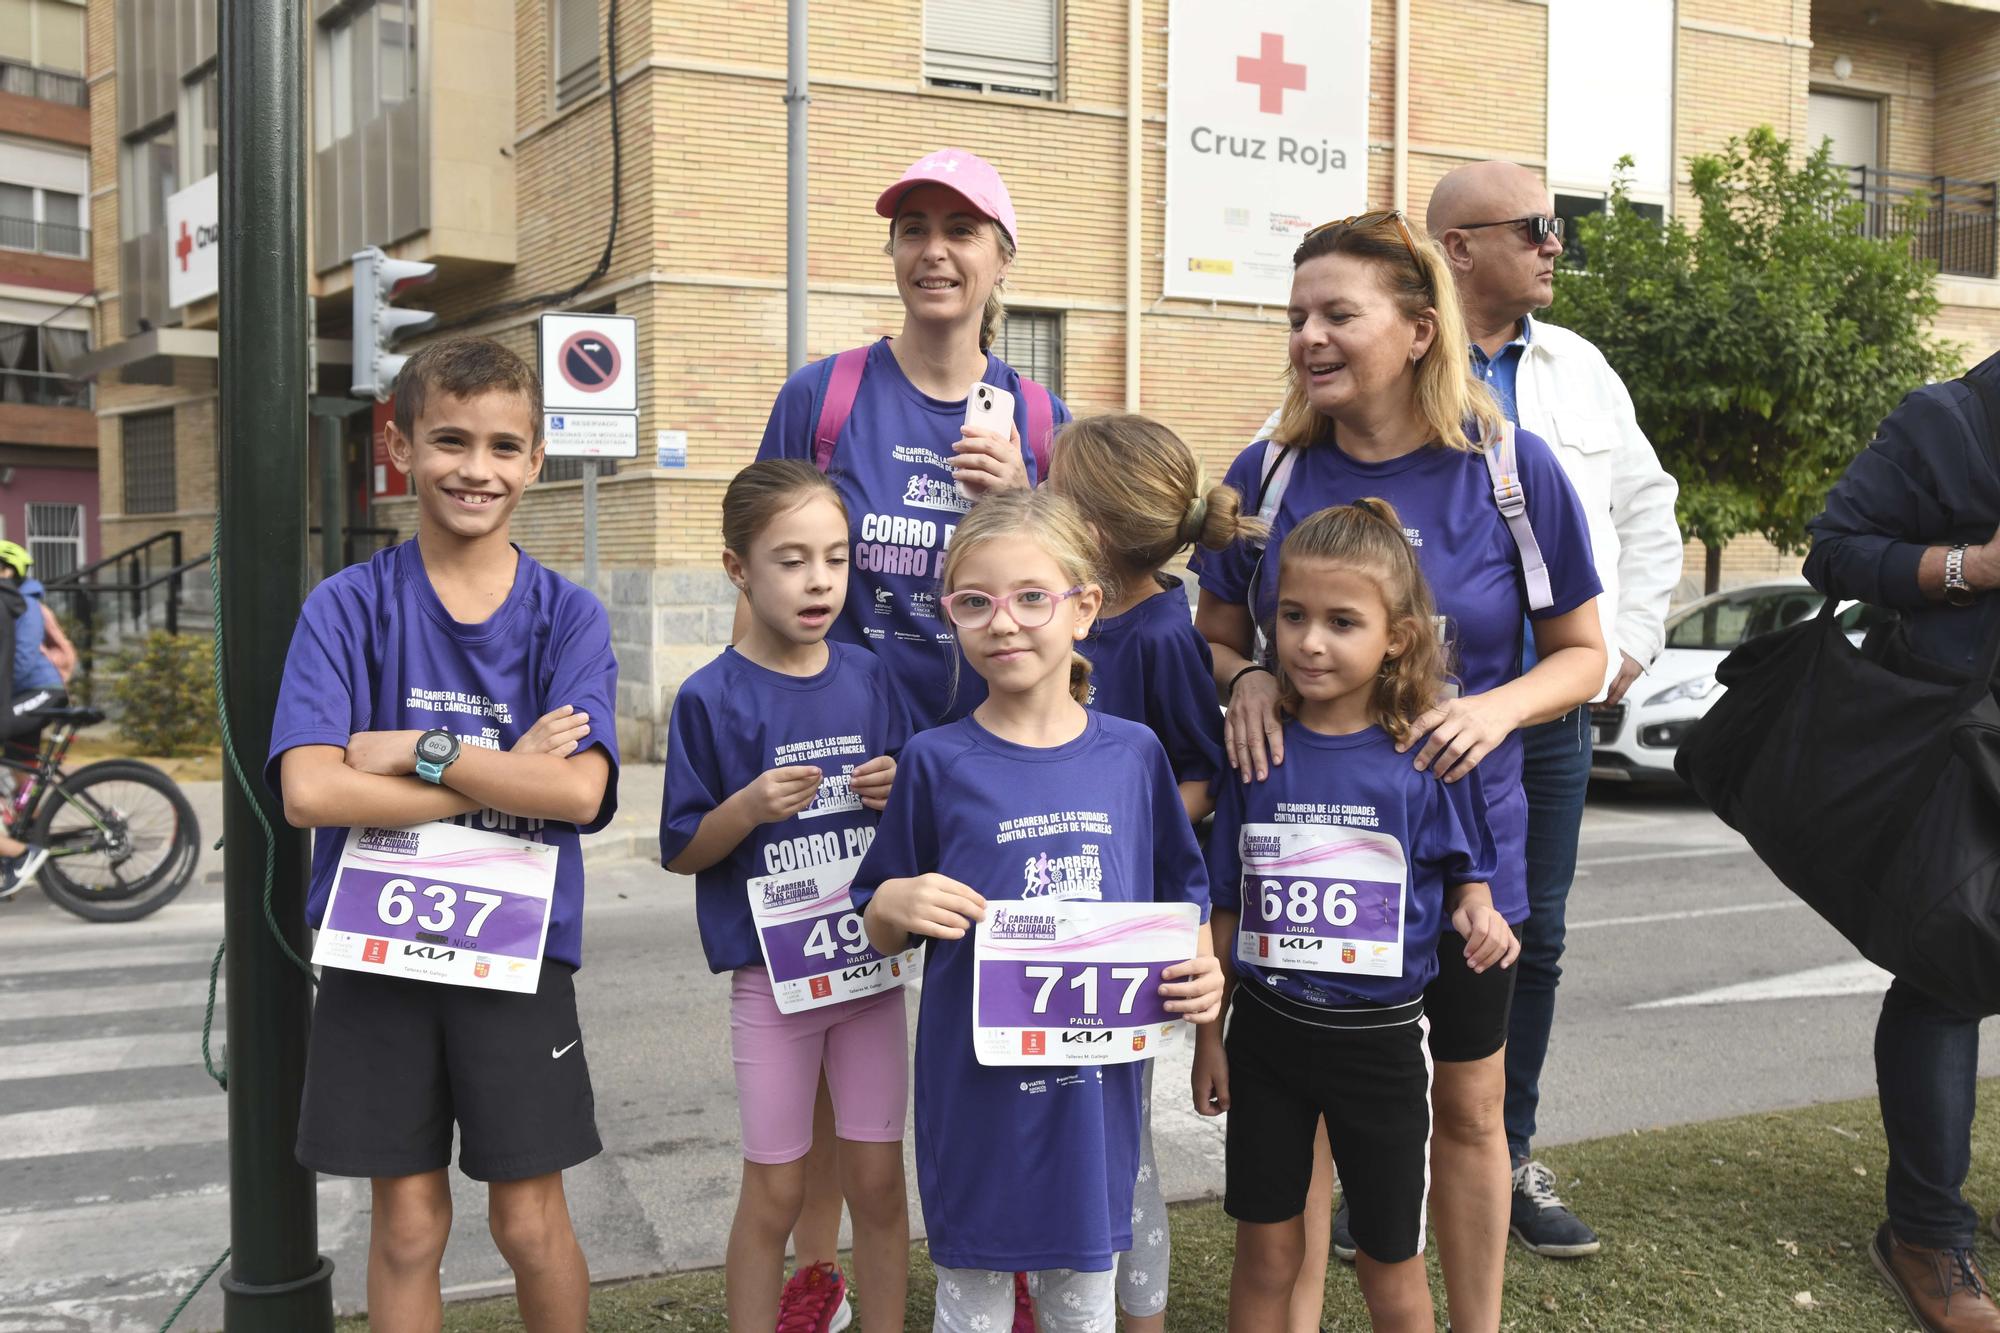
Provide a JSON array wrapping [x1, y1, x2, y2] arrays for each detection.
[[68, 0, 2000, 757]]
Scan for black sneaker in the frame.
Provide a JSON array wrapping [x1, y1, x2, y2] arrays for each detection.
[[1510, 1160, 1602, 1258], [1331, 1195, 1357, 1263]]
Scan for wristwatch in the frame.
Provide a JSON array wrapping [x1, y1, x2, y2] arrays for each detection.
[[413, 728, 461, 784], [1945, 544, 1977, 607]]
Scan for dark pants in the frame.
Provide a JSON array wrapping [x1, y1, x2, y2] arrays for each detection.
[[1504, 705, 1592, 1163], [1877, 976, 1985, 1250]]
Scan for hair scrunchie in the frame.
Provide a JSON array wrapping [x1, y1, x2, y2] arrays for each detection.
[[1183, 474, 1210, 542]]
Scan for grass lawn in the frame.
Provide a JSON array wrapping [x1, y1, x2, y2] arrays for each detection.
[[335, 1082, 2000, 1331]]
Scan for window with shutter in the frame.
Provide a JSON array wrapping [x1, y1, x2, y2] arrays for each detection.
[[553, 0, 601, 108], [996, 310, 1062, 397], [924, 0, 1059, 99]]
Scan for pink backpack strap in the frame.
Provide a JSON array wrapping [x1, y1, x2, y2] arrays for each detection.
[[812, 346, 870, 473], [1020, 378, 1056, 481]]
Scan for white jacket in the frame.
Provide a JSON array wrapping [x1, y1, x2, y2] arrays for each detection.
[[1513, 317, 1682, 699], [1252, 317, 1683, 700]]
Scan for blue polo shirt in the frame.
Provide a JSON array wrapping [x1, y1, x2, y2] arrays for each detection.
[[1470, 314, 1532, 426]]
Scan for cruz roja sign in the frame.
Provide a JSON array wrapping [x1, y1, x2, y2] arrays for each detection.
[[166, 173, 220, 308], [1164, 0, 1370, 306]]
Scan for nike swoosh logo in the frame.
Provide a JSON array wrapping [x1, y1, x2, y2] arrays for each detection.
[[551, 1040, 580, 1059]]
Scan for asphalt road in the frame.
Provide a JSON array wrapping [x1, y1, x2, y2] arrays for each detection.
[[3, 775, 1994, 1331]]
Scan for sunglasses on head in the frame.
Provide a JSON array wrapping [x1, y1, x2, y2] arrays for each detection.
[[1454, 214, 1565, 246], [1303, 209, 1423, 262]]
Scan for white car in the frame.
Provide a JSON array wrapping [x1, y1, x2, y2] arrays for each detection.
[[1589, 579, 1892, 785]]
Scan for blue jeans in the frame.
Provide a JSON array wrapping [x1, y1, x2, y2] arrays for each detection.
[[1503, 706, 1592, 1163], [1877, 977, 1984, 1250]]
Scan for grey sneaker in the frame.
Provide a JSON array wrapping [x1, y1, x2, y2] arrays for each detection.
[[1331, 1195, 1357, 1263], [1510, 1160, 1602, 1258]]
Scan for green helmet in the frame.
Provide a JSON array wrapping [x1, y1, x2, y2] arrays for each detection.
[[0, 542, 30, 579]]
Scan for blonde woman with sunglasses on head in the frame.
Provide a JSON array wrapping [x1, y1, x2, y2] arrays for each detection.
[[1189, 212, 1606, 1333]]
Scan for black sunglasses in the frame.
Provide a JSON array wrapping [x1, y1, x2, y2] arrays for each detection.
[[1454, 214, 1565, 246]]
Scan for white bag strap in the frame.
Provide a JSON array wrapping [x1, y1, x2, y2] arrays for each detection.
[[1252, 406, 1297, 526], [1483, 420, 1554, 611]]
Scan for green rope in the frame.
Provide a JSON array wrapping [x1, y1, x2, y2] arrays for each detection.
[[200, 939, 226, 1088], [208, 516, 315, 983], [156, 1247, 229, 1332]]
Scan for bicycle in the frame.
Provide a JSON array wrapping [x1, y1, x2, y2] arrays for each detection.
[[0, 705, 201, 921]]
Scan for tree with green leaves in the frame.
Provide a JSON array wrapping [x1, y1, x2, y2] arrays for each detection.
[[1546, 125, 1961, 592]]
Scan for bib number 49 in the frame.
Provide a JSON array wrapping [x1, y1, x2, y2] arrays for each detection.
[[376, 878, 505, 938], [1258, 877, 1357, 928], [804, 912, 870, 961]]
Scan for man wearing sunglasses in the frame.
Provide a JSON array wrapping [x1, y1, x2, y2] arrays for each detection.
[[1426, 159, 1683, 1261]]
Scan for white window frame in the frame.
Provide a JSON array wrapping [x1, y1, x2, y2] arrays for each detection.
[[26, 502, 85, 581], [0, 181, 85, 255], [923, 0, 1061, 100]]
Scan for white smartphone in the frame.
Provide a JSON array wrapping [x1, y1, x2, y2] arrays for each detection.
[[958, 383, 1015, 497]]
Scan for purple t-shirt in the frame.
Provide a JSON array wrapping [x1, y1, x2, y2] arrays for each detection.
[[757, 338, 1070, 729], [1207, 721, 1495, 1009], [851, 711, 1208, 1273], [658, 641, 912, 974], [1190, 432, 1599, 922], [1078, 575, 1224, 790], [266, 541, 621, 971]]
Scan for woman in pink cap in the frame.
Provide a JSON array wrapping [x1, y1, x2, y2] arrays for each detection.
[[748, 148, 1067, 1333], [756, 146, 1068, 732]]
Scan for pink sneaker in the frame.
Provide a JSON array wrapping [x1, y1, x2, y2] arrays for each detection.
[[1013, 1271, 1036, 1332], [777, 1261, 852, 1332]]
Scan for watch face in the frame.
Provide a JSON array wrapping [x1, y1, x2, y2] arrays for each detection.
[[417, 732, 455, 762]]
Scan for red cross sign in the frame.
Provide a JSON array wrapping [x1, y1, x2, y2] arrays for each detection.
[[1237, 32, 1306, 115], [175, 221, 194, 272]]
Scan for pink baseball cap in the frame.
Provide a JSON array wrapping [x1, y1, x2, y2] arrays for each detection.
[[875, 149, 1019, 248]]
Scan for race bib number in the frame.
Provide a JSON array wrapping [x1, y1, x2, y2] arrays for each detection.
[[1235, 823, 1407, 977], [973, 899, 1201, 1067], [749, 854, 921, 1014], [314, 823, 558, 993]]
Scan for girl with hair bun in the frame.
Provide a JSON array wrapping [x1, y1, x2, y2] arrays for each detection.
[[1047, 412, 1262, 824]]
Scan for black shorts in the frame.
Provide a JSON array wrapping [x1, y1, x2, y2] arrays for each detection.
[[1422, 928, 1517, 1063], [1222, 983, 1433, 1263], [6, 687, 62, 748], [297, 962, 601, 1182]]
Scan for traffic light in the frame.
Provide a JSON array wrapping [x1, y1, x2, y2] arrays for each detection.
[[351, 245, 438, 399]]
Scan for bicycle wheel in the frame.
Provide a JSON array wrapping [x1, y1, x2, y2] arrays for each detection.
[[35, 759, 200, 922]]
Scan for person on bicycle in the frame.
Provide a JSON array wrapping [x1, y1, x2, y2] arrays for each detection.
[[0, 541, 57, 889]]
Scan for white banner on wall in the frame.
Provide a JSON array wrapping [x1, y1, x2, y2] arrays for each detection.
[[1164, 0, 1371, 307], [166, 173, 220, 309]]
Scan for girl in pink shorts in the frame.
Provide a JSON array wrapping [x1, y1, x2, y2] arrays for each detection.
[[661, 460, 914, 1333]]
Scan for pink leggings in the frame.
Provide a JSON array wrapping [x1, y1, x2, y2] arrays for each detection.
[[729, 966, 909, 1164]]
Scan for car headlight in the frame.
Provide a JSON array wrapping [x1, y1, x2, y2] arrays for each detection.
[[1644, 674, 1720, 708]]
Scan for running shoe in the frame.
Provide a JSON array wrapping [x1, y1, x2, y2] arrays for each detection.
[[776, 1261, 852, 1333], [0, 844, 47, 901], [1510, 1159, 1602, 1258], [1331, 1196, 1357, 1263]]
